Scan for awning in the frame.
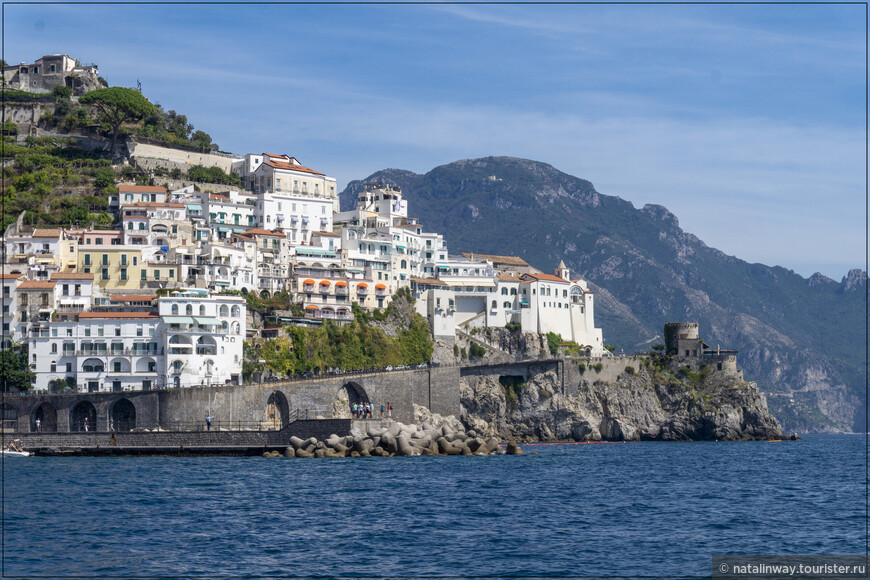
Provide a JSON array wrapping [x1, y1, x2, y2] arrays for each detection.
[[212, 282, 230, 286], [164, 316, 194, 324], [303, 279, 315, 285], [305, 305, 319, 310], [437, 265, 450, 270], [194, 317, 220, 325], [357, 282, 368, 288], [396, 245, 406, 249], [335, 281, 347, 287], [375, 284, 387, 290], [319, 280, 330, 286], [186, 204, 203, 211], [295, 247, 337, 256], [217, 226, 230, 233]]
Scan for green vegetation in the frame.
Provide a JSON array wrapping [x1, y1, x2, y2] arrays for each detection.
[[603, 344, 616, 353], [137, 104, 218, 152], [625, 365, 635, 375], [546, 332, 561, 355], [243, 293, 433, 378], [0, 136, 113, 230], [469, 342, 486, 359], [505, 321, 521, 332], [79, 87, 157, 157], [578, 362, 586, 374], [592, 362, 604, 372], [0, 346, 35, 393]]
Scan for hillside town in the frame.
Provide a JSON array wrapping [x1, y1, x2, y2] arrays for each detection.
[[2, 151, 605, 393]]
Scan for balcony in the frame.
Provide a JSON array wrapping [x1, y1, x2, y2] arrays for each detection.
[[334, 285, 348, 296]]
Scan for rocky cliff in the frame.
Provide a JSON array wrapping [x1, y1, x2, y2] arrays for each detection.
[[456, 332, 786, 442]]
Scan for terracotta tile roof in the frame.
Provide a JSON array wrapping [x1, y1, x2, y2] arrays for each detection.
[[410, 277, 447, 286], [522, 272, 569, 283], [78, 312, 159, 319], [18, 280, 57, 289], [461, 253, 529, 267], [262, 153, 289, 159], [51, 273, 94, 280], [315, 231, 340, 237], [118, 185, 167, 193], [0, 274, 23, 280], [262, 160, 324, 176], [238, 228, 286, 238], [496, 273, 522, 282], [31, 228, 63, 238]]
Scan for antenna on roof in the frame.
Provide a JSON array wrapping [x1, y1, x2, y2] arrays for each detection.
[[136, 79, 142, 93]]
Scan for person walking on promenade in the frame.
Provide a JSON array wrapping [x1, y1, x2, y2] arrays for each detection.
[[84, 417, 89, 432], [35, 418, 40, 433], [386, 403, 392, 418], [380, 404, 385, 419], [206, 415, 213, 431], [110, 417, 115, 432]]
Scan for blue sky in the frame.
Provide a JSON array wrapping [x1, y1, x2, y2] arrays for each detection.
[[5, 3, 866, 279]]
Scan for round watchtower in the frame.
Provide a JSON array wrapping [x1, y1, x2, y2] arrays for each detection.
[[664, 322, 699, 355]]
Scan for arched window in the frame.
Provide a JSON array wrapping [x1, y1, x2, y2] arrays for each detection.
[[219, 305, 229, 317], [171, 360, 183, 373], [510, 288, 517, 296], [171, 304, 179, 315], [199, 305, 206, 316], [231, 305, 240, 317], [503, 301, 511, 308], [501, 287, 508, 295], [231, 321, 241, 335], [185, 304, 193, 315], [221, 321, 229, 332], [491, 300, 497, 309]]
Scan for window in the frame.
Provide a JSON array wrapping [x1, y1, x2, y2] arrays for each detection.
[[51, 343, 58, 353], [501, 287, 507, 295], [102, 254, 109, 266], [62, 284, 69, 296], [137, 326, 143, 337], [84, 254, 91, 266], [115, 327, 121, 337], [199, 305, 206, 316], [154, 270, 160, 280], [121, 255, 127, 266], [185, 304, 193, 315], [95, 238, 103, 245], [101, 268, 109, 280], [120, 268, 127, 281], [171, 304, 179, 315], [49, 64, 56, 72], [133, 256, 137, 266], [141, 270, 147, 281]]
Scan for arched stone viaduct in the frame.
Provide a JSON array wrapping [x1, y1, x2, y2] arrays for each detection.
[[1, 365, 462, 433]]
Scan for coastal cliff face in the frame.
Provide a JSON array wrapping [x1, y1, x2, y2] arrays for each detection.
[[459, 350, 785, 442]]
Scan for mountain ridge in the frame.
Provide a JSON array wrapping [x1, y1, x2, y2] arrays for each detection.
[[340, 156, 867, 433]]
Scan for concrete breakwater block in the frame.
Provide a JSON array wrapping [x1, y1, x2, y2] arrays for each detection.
[[264, 421, 524, 458]]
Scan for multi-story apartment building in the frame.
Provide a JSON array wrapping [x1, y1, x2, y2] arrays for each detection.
[[238, 153, 338, 210], [121, 202, 192, 247], [26, 290, 246, 393]]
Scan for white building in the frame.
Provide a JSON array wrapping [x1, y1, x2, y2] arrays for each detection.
[[26, 290, 246, 392]]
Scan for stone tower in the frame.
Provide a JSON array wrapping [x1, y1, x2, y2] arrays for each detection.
[[556, 259, 570, 281]]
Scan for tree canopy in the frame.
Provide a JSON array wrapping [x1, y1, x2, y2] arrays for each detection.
[[0, 347, 34, 393], [79, 87, 156, 157]]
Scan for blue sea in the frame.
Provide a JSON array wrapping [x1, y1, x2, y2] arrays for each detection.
[[3, 434, 864, 579]]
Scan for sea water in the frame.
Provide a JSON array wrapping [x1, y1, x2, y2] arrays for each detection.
[[3, 434, 863, 578]]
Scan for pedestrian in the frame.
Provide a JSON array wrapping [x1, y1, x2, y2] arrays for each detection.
[[380, 404, 385, 418], [352, 402, 357, 418], [35, 418, 40, 433], [84, 417, 89, 432], [386, 402, 392, 418], [110, 417, 115, 432], [206, 415, 213, 431]]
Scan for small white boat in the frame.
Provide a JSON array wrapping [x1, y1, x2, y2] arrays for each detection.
[[1, 450, 30, 457]]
